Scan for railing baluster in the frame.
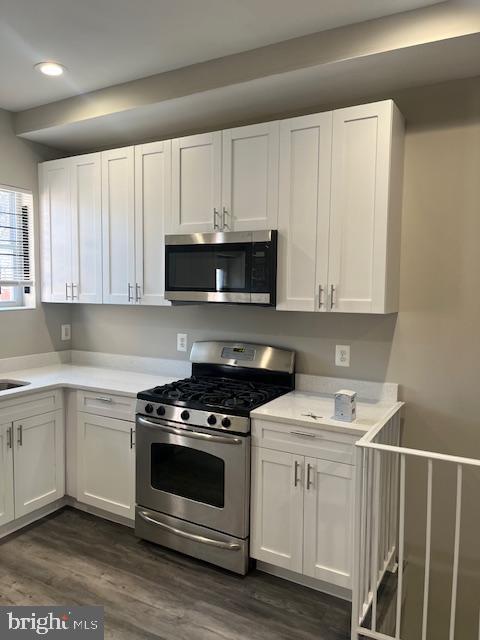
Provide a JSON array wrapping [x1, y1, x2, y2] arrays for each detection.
[[421, 459, 433, 640], [395, 454, 406, 639], [449, 464, 463, 640], [352, 446, 365, 640], [371, 450, 381, 632]]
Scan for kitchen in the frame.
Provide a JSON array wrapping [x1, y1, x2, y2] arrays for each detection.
[[1, 1, 480, 639]]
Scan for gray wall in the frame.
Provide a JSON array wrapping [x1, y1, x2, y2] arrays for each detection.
[[71, 76, 480, 637], [0, 109, 71, 359]]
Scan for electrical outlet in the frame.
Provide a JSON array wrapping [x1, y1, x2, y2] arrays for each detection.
[[177, 333, 188, 352], [61, 324, 71, 341], [335, 344, 350, 367]]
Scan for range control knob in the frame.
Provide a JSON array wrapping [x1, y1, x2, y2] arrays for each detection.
[[221, 417, 231, 429], [181, 410, 190, 421], [156, 405, 166, 416], [207, 414, 217, 426], [145, 404, 154, 414]]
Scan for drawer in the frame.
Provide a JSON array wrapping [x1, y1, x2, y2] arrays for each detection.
[[252, 419, 357, 465], [0, 389, 63, 423], [77, 390, 136, 422]]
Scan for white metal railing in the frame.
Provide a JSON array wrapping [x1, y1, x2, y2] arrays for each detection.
[[351, 409, 480, 640]]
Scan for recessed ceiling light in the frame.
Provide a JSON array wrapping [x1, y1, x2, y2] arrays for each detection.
[[34, 61, 66, 77]]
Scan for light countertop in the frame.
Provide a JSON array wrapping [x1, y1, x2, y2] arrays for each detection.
[[0, 364, 181, 400], [251, 390, 403, 436]]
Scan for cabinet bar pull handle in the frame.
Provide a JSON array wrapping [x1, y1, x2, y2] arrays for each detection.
[[330, 284, 336, 310], [222, 207, 230, 230], [293, 460, 301, 487], [306, 463, 314, 490], [291, 431, 317, 438], [7, 426, 12, 449], [127, 283, 133, 302], [17, 425, 23, 447], [318, 285, 324, 308], [135, 283, 141, 303], [130, 427, 135, 449], [65, 282, 70, 300], [71, 282, 78, 300], [213, 208, 220, 230], [95, 396, 113, 403]]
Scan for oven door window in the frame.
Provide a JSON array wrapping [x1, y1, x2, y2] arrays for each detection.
[[150, 443, 225, 508], [166, 243, 251, 292]]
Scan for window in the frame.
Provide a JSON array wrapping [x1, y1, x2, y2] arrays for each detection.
[[0, 186, 34, 309]]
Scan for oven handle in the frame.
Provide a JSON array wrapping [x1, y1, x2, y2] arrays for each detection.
[[138, 510, 242, 551], [136, 415, 243, 445]]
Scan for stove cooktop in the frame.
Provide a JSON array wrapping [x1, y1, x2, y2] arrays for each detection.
[[137, 376, 290, 417]]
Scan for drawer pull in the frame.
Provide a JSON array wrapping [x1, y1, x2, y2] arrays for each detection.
[[290, 431, 319, 439], [95, 396, 113, 403], [293, 460, 302, 487], [306, 463, 314, 490]]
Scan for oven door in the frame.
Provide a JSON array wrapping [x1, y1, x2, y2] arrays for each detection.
[[164, 231, 277, 305], [136, 415, 250, 538]]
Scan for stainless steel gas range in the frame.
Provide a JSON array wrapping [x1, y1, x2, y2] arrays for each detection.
[[135, 341, 295, 574]]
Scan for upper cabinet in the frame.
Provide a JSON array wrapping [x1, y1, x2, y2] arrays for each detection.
[[134, 141, 171, 306], [276, 100, 404, 314], [168, 122, 279, 234], [101, 147, 136, 305], [40, 154, 102, 303], [170, 132, 222, 234], [276, 113, 333, 312], [39, 100, 404, 314]]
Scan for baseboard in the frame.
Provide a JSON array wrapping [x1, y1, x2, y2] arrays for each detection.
[[65, 497, 135, 529], [256, 561, 352, 601], [0, 497, 68, 540]]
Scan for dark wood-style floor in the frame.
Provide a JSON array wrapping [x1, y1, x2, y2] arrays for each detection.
[[0, 508, 351, 640]]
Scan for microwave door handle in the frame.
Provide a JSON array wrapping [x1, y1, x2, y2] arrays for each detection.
[[136, 416, 242, 445]]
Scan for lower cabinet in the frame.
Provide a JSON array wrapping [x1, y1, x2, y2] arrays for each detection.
[[0, 423, 14, 527], [77, 412, 135, 519], [251, 444, 354, 589], [14, 410, 65, 518]]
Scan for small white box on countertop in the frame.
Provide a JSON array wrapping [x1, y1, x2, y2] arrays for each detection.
[[334, 389, 357, 422]]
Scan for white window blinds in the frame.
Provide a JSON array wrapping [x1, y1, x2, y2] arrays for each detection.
[[0, 186, 33, 285]]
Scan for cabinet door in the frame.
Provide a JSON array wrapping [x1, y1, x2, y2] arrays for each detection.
[[39, 159, 72, 302], [77, 413, 135, 519], [170, 132, 222, 234], [222, 122, 279, 231], [135, 141, 171, 306], [101, 147, 136, 304], [303, 457, 353, 588], [250, 447, 303, 572], [14, 410, 65, 518], [276, 113, 332, 311], [0, 423, 14, 527], [71, 153, 102, 303], [328, 101, 395, 313]]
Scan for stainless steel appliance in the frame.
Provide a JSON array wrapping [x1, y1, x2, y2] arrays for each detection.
[[164, 230, 277, 306], [135, 341, 295, 574]]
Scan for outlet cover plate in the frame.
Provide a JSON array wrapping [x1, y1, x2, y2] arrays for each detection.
[[177, 333, 188, 352], [335, 344, 350, 367], [61, 324, 71, 341]]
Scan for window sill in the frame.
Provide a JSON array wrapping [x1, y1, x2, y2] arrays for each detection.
[[0, 305, 36, 312]]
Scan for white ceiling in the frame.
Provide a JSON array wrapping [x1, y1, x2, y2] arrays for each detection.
[[0, 0, 444, 111]]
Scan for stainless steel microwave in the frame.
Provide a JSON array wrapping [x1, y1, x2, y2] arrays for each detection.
[[165, 230, 277, 306]]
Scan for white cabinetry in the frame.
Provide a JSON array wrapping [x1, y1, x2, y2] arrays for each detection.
[[170, 132, 222, 234], [101, 146, 136, 304], [134, 141, 171, 306], [0, 391, 65, 528], [76, 394, 135, 520], [169, 122, 279, 233], [39, 154, 102, 303], [277, 100, 404, 314], [251, 420, 356, 590], [277, 113, 332, 311], [14, 410, 65, 518], [0, 423, 14, 527], [251, 447, 303, 572]]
